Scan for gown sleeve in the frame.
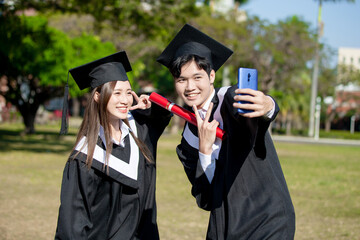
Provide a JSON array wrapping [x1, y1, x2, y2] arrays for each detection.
[[223, 86, 279, 125], [176, 126, 214, 211], [132, 103, 172, 160], [131, 102, 172, 137], [55, 158, 99, 240], [254, 95, 280, 158], [222, 86, 280, 159]]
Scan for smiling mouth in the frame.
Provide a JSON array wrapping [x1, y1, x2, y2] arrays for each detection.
[[117, 107, 128, 113], [185, 93, 199, 99]]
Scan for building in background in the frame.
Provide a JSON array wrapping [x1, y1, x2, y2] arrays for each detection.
[[338, 47, 360, 70], [326, 47, 360, 132]]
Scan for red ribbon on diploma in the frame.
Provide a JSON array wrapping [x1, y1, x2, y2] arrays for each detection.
[[149, 92, 225, 140]]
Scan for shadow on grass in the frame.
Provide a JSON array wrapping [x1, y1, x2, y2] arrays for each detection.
[[0, 128, 76, 154]]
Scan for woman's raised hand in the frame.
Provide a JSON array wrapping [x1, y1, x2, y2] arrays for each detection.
[[130, 92, 152, 110]]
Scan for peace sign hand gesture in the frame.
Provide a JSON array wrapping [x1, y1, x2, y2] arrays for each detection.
[[130, 92, 152, 111], [193, 102, 219, 155]]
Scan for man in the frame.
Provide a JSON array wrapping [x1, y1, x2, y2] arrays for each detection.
[[157, 24, 295, 239]]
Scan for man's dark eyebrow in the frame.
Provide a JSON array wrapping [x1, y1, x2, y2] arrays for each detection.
[[193, 73, 203, 76]]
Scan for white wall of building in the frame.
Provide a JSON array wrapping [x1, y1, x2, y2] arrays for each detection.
[[338, 47, 360, 70]]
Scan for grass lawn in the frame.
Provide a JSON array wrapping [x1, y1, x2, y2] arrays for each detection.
[[0, 122, 359, 239]]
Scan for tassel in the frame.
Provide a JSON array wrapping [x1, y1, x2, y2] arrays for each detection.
[[60, 72, 70, 135]]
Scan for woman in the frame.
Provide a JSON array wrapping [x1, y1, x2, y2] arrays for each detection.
[[55, 51, 171, 239]]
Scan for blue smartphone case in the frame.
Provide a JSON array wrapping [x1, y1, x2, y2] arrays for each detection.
[[237, 68, 258, 113]]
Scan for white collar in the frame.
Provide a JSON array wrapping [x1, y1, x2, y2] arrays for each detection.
[[197, 89, 215, 118], [99, 119, 131, 147]]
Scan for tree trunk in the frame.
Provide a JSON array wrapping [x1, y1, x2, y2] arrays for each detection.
[[286, 114, 292, 136], [72, 97, 80, 117], [6, 75, 62, 135], [325, 111, 336, 132], [170, 115, 181, 135], [18, 101, 40, 134]]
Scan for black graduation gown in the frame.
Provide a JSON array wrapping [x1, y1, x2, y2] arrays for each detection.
[[55, 104, 171, 240], [176, 86, 295, 240]]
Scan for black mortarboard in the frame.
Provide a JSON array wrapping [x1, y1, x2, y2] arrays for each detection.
[[70, 51, 132, 90], [60, 51, 132, 134], [157, 24, 233, 72]]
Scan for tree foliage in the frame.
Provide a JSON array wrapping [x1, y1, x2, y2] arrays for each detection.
[[2, 0, 199, 40], [0, 14, 116, 133]]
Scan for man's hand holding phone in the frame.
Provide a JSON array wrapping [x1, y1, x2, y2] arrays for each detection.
[[236, 68, 258, 114], [234, 68, 274, 118], [233, 89, 274, 118]]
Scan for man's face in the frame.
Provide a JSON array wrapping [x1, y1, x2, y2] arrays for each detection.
[[174, 60, 215, 109]]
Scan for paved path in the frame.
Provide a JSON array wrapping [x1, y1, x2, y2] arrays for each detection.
[[272, 135, 360, 147]]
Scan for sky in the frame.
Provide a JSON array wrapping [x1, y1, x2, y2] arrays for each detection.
[[241, 0, 360, 66]]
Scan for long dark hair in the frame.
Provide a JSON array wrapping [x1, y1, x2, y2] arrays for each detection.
[[71, 81, 154, 171]]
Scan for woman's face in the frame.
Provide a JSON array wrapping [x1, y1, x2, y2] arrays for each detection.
[[106, 81, 133, 121]]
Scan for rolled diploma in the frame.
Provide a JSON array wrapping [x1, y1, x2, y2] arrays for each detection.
[[149, 92, 225, 140]]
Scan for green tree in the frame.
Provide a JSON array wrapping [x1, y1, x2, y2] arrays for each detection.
[[2, 0, 199, 40], [0, 15, 115, 134], [260, 16, 316, 133], [41, 1, 200, 94]]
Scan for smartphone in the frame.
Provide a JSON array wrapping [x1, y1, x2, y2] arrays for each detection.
[[237, 68, 258, 113]]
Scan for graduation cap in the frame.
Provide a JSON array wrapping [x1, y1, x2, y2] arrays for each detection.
[[157, 24, 233, 72], [60, 51, 132, 134]]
